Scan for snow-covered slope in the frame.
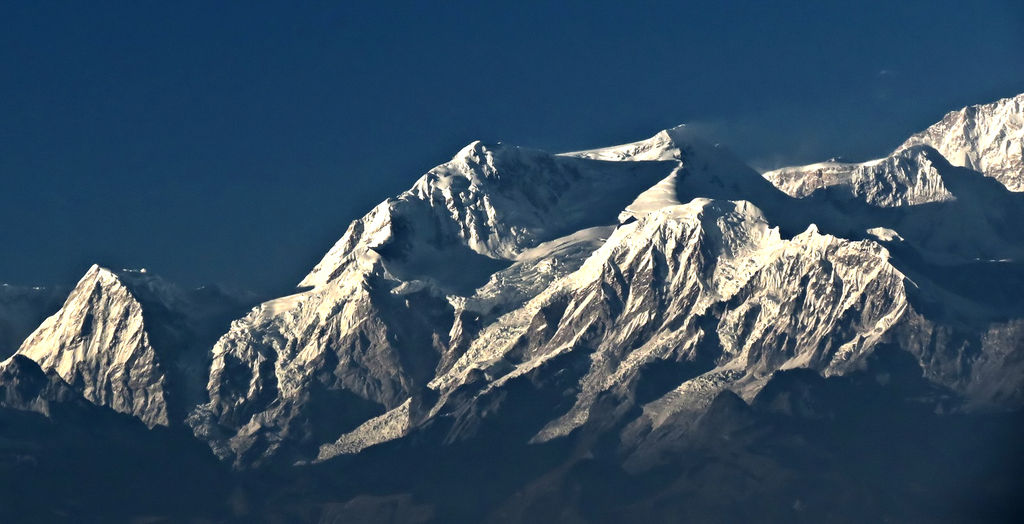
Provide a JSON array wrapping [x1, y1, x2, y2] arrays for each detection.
[[764, 93, 1024, 204], [196, 127, 859, 467], [7, 93, 1014, 473], [13, 265, 254, 427], [565, 125, 790, 218], [0, 283, 64, 359], [899, 93, 1024, 191]]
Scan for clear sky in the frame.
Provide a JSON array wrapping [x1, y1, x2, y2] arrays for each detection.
[[2, 1, 1023, 292]]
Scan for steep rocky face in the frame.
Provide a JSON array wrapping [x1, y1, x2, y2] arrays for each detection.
[[763, 145, 956, 207], [191, 253, 455, 466], [16, 266, 171, 426], [899, 92, 1024, 191], [13, 265, 255, 427], [317, 195, 1022, 467], [761, 94, 1024, 267]]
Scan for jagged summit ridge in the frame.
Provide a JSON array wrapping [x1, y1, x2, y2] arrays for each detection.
[[761, 104, 1024, 265], [763, 144, 956, 207], [566, 126, 795, 229], [299, 141, 677, 290], [193, 126, 803, 467]]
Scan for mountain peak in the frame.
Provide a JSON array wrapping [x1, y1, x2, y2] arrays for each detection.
[[899, 91, 1024, 191], [452, 139, 489, 160], [84, 263, 119, 283], [299, 137, 678, 289], [14, 264, 254, 428], [81, 264, 145, 291]]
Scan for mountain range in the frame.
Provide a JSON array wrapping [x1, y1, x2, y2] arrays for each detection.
[[2, 93, 1022, 523]]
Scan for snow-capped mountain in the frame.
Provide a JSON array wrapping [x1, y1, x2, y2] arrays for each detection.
[[181, 102, 1024, 468], [1, 92, 1022, 521], [899, 93, 1024, 191], [12, 265, 256, 427], [190, 140, 681, 465]]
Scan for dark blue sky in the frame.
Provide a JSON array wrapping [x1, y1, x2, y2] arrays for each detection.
[[2, 1, 1022, 292]]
